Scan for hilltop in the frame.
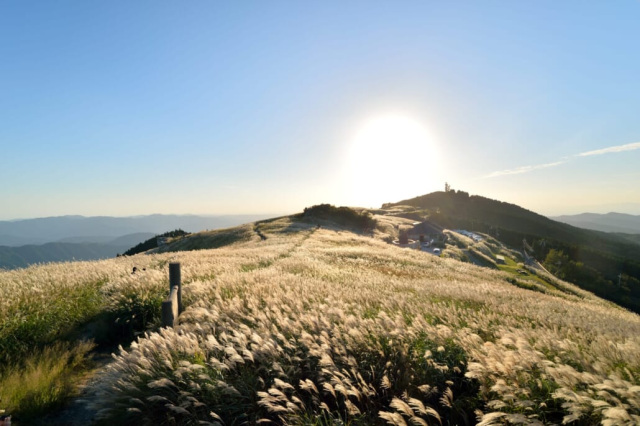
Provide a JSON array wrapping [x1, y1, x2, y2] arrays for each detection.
[[385, 191, 640, 314]]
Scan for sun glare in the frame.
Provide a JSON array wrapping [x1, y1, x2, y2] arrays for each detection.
[[345, 114, 440, 207]]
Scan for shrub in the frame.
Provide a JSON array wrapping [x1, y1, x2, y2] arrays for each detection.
[[303, 204, 376, 233], [123, 230, 190, 256]]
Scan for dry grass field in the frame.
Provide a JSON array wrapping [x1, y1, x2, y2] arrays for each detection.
[[1, 215, 639, 424]]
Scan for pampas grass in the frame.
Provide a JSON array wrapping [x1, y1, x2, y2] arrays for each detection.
[[1, 216, 639, 424]]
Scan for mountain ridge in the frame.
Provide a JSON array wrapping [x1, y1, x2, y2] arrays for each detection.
[[551, 212, 640, 234], [0, 241, 131, 270], [0, 213, 275, 247]]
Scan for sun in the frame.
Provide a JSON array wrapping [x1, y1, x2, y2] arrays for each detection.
[[344, 114, 440, 207]]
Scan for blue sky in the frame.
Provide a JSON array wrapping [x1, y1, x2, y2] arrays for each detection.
[[2, 1, 639, 219]]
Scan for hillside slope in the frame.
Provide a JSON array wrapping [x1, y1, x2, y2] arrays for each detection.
[[1, 213, 638, 424], [387, 191, 640, 313]]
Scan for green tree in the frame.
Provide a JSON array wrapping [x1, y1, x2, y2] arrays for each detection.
[[544, 249, 570, 279]]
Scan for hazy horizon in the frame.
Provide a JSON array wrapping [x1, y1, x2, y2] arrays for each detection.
[[0, 211, 288, 222], [2, 196, 640, 223], [3, 2, 639, 220]]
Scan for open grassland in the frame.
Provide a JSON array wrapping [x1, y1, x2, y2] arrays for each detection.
[[1, 216, 639, 424]]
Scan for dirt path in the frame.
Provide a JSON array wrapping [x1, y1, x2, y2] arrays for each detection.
[[36, 352, 112, 425]]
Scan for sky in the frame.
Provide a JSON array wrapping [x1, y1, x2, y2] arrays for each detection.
[[2, 1, 640, 220]]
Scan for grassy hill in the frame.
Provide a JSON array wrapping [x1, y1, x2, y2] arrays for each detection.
[[386, 191, 640, 314], [1, 209, 639, 424]]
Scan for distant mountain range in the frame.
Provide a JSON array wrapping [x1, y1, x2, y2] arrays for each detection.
[[0, 214, 274, 269], [0, 214, 273, 247], [0, 234, 155, 270], [551, 212, 640, 234]]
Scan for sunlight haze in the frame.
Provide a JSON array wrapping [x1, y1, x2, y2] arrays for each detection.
[[1, 1, 639, 219], [345, 114, 441, 207]]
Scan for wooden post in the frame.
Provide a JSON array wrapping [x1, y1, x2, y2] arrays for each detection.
[[161, 286, 179, 327], [162, 262, 182, 327], [161, 297, 175, 328], [169, 262, 182, 314]]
